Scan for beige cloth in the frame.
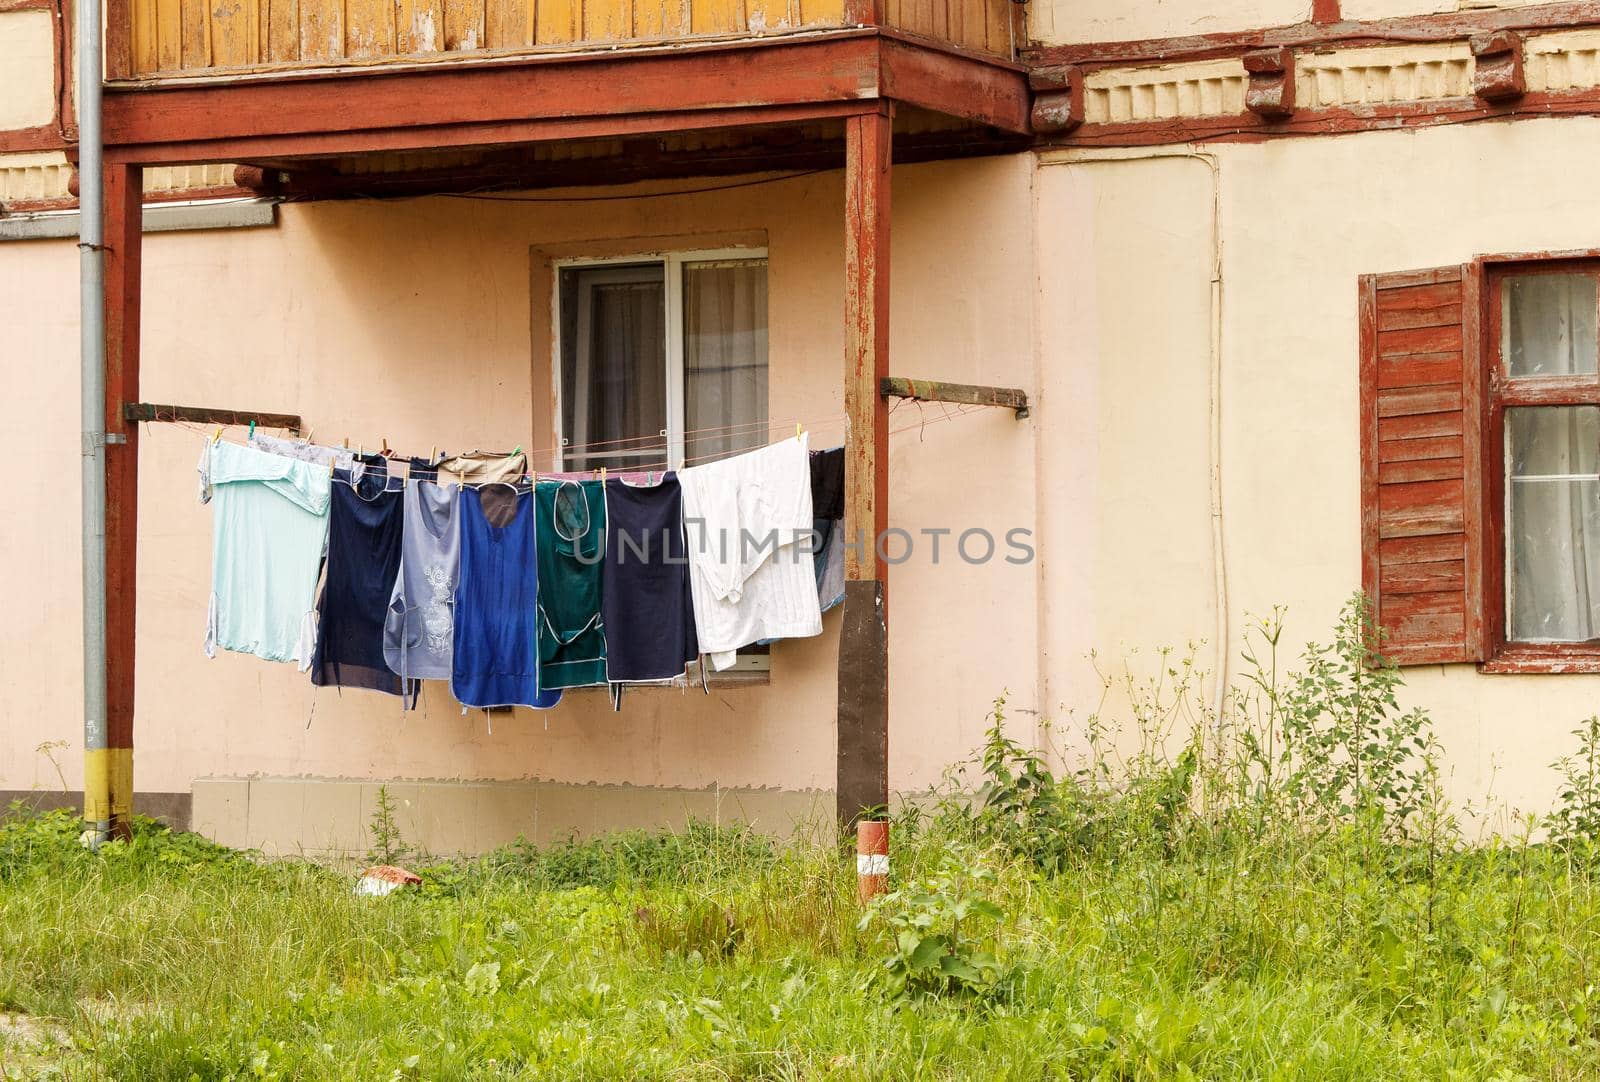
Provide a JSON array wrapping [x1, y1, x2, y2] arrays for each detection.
[[436, 450, 528, 485]]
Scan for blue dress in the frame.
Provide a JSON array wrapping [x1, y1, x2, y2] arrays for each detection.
[[451, 486, 562, 710]]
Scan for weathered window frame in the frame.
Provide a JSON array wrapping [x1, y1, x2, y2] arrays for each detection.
[[1480, 253, 1600, 674]]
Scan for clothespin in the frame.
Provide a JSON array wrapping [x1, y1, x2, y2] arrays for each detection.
[[342, 437, 349, 449], [430, 445, 437, 463], [510, 446, 522, 458], [600, 466, 607, 482], [381, 436, 389, 454], [212, 425, 222, 444], [248, 419, 256, 439], [796, 422, 803, 440]]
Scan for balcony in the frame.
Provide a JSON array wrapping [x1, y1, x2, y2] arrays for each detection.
[[108, 0, 1021, 82]]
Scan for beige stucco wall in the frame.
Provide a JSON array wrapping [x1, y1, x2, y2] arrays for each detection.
[[1036, 117, 1600, 821], [0, 11, 56, 131], [0, 155, 1041, 843]]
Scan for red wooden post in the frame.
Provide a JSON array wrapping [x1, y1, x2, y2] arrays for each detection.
[[103, 162, 141, 840], [836, 106, 891, 828]]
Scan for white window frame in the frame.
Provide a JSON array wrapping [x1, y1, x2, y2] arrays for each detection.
[[551, 246, 769, 472]]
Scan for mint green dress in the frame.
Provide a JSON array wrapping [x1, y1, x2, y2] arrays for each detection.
[[200, 440, 332, 668]]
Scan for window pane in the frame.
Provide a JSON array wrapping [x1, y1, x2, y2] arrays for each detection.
[[559, 264, 667, 471], [683, 259, 768, 464], [1502, 273, 1598, 378], [1507, 405, 1600, 642]]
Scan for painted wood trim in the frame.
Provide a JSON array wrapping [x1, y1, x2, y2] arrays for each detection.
[[1045, 86, 1600, 148], [843, 106, 891, 586], [1026, 1, 1600, 68], [0, 125, 67, 154], [98, 32, 1028, 162], [103, 162, 143, 839], [1359, 273, 1381, 634], [1479, 254, 1600, 670], [1462, 260, 1487, 660]]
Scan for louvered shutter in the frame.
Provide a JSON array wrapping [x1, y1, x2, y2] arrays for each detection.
[[1359, 264, 1486, 664]]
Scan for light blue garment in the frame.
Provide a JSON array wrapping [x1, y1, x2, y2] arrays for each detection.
[[200, 439, 332, 668]]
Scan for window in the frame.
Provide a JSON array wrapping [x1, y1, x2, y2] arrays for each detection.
[[1490, 264, 1600, 659], [556, 250, 769, 472], [1360, 255, 1600, 672]]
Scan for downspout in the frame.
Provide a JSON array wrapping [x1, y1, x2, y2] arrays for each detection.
[[78, 0, 109, 846]]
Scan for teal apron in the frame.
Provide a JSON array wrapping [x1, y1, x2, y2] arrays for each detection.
[[535, 479, 608, 689]]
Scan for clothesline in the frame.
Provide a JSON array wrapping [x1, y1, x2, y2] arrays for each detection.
[[164, 398, 985, 478]]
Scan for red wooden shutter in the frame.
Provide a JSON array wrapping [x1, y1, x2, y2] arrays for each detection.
[[1359, 264, 1486, 664]]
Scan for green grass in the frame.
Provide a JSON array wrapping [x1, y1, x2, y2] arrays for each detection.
[[2, 806, 1599, 1081], [7, 598, 1600, 1079]]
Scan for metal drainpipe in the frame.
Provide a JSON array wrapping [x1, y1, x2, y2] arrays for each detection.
[[78, 0, 109, 847]]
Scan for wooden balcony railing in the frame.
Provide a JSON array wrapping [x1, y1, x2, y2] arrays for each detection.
[[111, 0, 1017, 80]]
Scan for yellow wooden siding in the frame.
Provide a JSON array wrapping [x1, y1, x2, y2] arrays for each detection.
[[885, 0, 1011, 56], [123, 0, 999, 76]]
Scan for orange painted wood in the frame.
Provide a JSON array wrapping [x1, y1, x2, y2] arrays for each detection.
[[345, 0, 398, 57], [582, 0, 632, 42], [181, 0, 212, 68], [154, 0, 182, 69], [209, 0, 254, 67], [690, 0, 744, 36], [442, 0, 484, 50], [534, 0, 580, 43], [395, 0, 444, 51], [1360, 266, 1484, 664], [298, 0, 342, 59], [484, 0, 528, 48], [264, 0, 300, 60], [634, 0, 688, 37], [103, 163, 142, 766]]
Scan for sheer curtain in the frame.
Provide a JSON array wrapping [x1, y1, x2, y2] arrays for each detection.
[[1505, 274, 1600, 641], [683, 260, 768, 463], [560, 264, 666, 470]]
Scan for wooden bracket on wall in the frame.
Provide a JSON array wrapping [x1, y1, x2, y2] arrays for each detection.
[[1243, 47, 1296, 119], [1028, 65, 1084, 135], [880, 377, 1030, 419], [123, 402, 303, 434], [1471, 30, 1525, 103]]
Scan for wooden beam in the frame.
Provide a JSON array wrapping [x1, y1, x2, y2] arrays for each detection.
[[104, 162, 142, 842], [123, 403, 304, 432], [881, 376, 1029, 417], [102, 34, 884, 162], [98, 32, 1032, 164], [837, 106, 891, 828], [1026, 0, 1600, 67], [878, 34, 1030, 135]]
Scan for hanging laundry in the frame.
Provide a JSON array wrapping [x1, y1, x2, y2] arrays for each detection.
[[383, 478, 460, 688], [198, 439, 331, 669], [247, 432, 359, 473], [452, 485, 561, 709], [311, 460, 409, 697], [813, 518, 846, 614], [679, 434, 822, 670], [535, 480, 608, 690], [810, 445, 845, 521], [437, 450, 528, 486], [603, 474, 699, 682]]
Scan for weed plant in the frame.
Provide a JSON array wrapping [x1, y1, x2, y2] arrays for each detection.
[[4, 595, 1600, 1079]]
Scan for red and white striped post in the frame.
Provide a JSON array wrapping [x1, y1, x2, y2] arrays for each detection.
[[856, 819, 889, 902]]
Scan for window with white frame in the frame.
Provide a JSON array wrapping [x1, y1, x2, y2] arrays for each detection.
[[557, 250, 769, 472]]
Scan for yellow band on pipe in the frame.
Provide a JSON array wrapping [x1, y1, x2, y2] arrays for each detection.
[[83, 748, 133, 823]]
